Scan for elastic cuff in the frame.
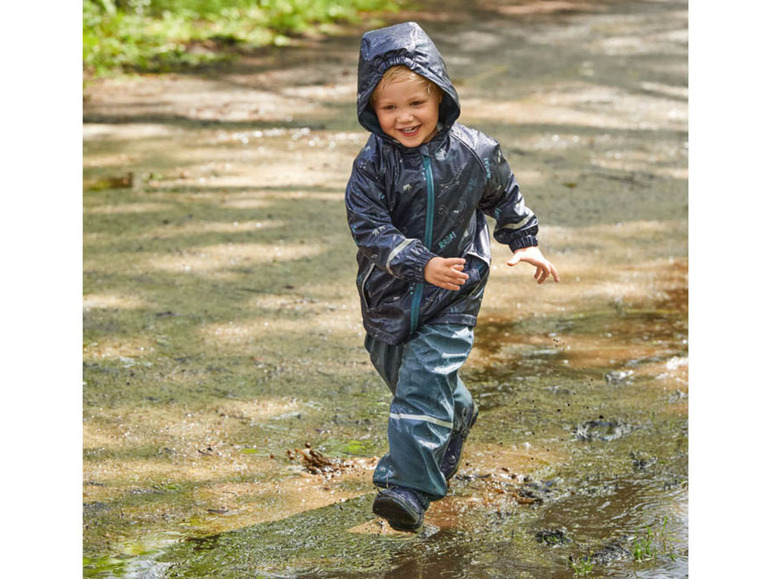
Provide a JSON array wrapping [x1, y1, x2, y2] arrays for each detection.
[[508, 235, 538, 251], [409, 251, 436, 284]]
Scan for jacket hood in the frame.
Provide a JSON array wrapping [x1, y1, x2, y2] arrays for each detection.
[[356, 22, 461, 140]]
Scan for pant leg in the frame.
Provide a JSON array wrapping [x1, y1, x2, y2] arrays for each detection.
[[451, 375, 476, 436], [364, 334, 403, 396], [371, 324, 475, 500]]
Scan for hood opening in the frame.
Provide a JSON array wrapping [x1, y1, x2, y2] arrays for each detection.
[[356, 22, 461, 140]]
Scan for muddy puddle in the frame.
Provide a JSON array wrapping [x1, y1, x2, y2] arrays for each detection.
[[84, 0, 687, 577], [87, 292, 687, 578]]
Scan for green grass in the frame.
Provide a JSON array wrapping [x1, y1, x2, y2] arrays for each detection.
[[633, 517, 679, 563], [632, 526, 655, 562], [567, 553, 594, 577], [84, 0, 407, 77]]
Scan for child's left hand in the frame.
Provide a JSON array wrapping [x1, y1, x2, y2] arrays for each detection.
[[507, 246, 560, 284]]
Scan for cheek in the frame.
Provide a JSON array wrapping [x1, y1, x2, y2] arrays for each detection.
[[375, 110, 391, 128]]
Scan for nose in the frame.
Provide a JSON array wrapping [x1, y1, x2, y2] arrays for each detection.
[[396, 109, 414, 123]]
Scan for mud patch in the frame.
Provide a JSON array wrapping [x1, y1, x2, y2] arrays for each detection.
[[536, 528, 572, 545]]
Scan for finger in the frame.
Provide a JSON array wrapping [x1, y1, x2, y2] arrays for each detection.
[[443, 270, 468, 288], [542, 262, 558, 283], [434, 273, 460, 286]]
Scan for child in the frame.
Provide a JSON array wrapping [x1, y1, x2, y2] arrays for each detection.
[[345, 22, 559, 532]]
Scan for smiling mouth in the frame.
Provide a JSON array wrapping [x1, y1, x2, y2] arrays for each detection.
[[398, 126, 420, 136]]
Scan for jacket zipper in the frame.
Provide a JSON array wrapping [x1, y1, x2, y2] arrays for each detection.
[[410, 155, 435, 333]]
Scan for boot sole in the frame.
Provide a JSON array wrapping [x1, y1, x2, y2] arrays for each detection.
[[372, 494, 423, 532]]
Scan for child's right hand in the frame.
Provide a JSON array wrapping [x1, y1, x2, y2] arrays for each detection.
[[424, 257, 469, 290]]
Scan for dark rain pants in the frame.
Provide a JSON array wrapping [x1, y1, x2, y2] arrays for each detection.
[[365, 323, 476, 500]]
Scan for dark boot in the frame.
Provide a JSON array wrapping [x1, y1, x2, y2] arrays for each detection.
[[372, 486, 430, 532], [440, 403, 479, 481]]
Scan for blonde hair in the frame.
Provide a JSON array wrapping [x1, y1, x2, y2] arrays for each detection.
[[370, 65, 441, 105]]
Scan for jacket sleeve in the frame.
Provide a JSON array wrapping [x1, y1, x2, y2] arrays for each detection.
[[478, 142, 540, 251], [345, 157, 436, 283]]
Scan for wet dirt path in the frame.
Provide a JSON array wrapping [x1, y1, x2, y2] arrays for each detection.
[[83, 1, 687, 577]]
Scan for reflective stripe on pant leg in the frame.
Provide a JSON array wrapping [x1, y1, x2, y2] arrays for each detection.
[[373, 324, 474, 499], [388, 412, 453, 429]]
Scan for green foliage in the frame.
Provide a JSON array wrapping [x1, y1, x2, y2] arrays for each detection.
[[632, 526, 655, 562], [633, 517, 680, 563], [566, 518, 680, 577], [83, 555, 128, 578], [567, 553, 594, 577], [84, 0, 405, 77]]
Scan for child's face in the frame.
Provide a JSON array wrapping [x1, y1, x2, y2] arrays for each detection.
[[373, 77, 441, 148]]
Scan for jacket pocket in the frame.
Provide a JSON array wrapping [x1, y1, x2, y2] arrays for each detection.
[[361, 264, 407, 311], [421, 254, 489, 321], [464, 255, 489, 301], [359, 262, 376, 309]]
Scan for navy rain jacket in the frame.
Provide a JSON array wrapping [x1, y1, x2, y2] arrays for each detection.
[[345, 22, 540, 346]]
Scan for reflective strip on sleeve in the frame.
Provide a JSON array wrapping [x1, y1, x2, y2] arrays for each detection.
[[385, 238, 415, 275], [498, 212, 534, 231], [389, 412, 453, 429]]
